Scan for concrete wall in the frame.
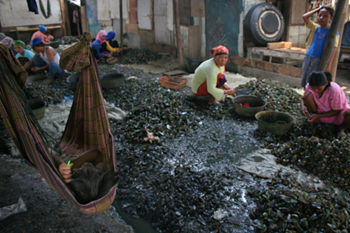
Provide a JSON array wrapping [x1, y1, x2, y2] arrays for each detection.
[[0, 0, 62, 27], [285, 26, 310, 48]]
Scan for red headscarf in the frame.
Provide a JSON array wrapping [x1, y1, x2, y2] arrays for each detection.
[[211, 45, 229, 57]]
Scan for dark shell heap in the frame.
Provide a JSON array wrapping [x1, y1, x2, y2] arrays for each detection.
[[116, 48, 162, 64], [12, 58, 350, 232]]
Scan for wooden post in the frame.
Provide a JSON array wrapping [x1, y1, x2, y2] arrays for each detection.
[[317, 0, 347, 72], [173, 0, 184, 68], [59, 0, 67, 36], [330, 2, 349, 80], [120, 0, 124, 54]]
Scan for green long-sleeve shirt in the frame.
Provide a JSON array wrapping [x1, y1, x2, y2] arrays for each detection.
[[192, 58, 225, 101]]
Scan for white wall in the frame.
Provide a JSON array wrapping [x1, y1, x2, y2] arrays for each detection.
[[97, 0, 129, 20], [0, 0, 62, 27], [154, 0, 173, 45], [98, 0, 129, 36], [286, 25, 310, 48], [244, 0, 265, 16], [138, 0, 152, 30]]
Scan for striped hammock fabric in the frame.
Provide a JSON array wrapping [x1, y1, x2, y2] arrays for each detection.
[[0, 33, 117, 215]]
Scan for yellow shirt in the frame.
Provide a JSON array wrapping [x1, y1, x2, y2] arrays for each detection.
[[192, 58, 225, 101], [106, 41, 119, 53], [305, 20, 339, 50]]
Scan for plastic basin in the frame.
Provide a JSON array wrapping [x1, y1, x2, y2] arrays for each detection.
[[233, 95, 267, 117], [66, 72, 81, 89], [255, 111, 295, 135], [100, 73, 125, 89], [28, 99, 46, 120], [187, 59, 202, 73], [48, 41, 60, 49]]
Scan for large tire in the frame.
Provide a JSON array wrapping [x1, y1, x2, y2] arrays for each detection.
[[244, 3, 285, 46]]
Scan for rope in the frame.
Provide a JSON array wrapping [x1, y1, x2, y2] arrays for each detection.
[[39, 0, 51, 19]]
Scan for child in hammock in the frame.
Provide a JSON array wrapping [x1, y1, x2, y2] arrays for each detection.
[[52, 149, 119, 204], [51, 122, 119, 204]]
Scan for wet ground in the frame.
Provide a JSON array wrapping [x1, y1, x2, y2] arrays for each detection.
[[1, 48, 350, 232]]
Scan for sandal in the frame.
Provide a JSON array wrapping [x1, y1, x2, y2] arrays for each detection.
[[337, 131, 346, 138]]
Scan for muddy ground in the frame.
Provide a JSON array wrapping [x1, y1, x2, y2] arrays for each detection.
[[0, 49, 350, 233]]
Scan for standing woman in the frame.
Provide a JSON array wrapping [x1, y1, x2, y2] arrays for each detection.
[[91, 30, 112, 60], [192, 45, 236, 105]]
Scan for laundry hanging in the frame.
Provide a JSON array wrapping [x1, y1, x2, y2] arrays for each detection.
[[0, 32, 117, 215], [39, 0, 51, 19], [26, 0, 39, 15]]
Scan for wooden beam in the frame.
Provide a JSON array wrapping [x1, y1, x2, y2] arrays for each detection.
[[80, 5, 89, 33], [318, 0, 347, 71], [267, 41, 292, 49], [59, 0, 67, 36], [330, 2, 349, 81], [229, 55, 302, 77], [120, 0, 123, 52], [173, 0, 184, 68]]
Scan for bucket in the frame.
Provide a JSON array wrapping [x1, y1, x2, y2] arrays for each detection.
[[100, 73, 125, 89], [48, 41, 60, 49], [187, 60, 202, 73], [66, 72, 81, 89], [233, 95, 266, 117], [28, 99, 46, 120], [255, 111, 294, 135]]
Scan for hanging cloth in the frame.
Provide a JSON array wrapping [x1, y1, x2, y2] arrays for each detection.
[[0, 32, 117, 215], [26, 0, 39, 14], [39, 0, 51, 19], [73, 10, 79, 24]]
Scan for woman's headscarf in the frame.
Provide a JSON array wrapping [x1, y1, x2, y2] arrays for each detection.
[[0, 36, 14, 49], [0, 33, 6, 41], [39, 25, 47, 32], [105, 31, 116, 42], [211, 45, 229, 57], [14, 40, 25, 48], [96, 30, 107, 43]]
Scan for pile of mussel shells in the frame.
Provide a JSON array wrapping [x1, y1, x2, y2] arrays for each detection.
[[117, 48, 162, 64], [17, 65, 350, 232], [237, 79, 350, 232], [59, 36, 80, 45], [248, 172, 350, 232], [273, 136, 350, 190], [25, 82, 66, 104], [115, 141, 259, 232]]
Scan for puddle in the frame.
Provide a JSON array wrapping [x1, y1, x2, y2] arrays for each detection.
[[113, 200, 158, 233]]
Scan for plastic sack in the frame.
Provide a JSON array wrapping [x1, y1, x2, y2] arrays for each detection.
[[0, 197, 27, 221]]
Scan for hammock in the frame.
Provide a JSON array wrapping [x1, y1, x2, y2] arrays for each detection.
[[0, 32, 117, 215]]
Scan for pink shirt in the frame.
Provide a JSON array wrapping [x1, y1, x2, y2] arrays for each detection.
[[31, 31, 48, 44], [304, 82, 350, 125]]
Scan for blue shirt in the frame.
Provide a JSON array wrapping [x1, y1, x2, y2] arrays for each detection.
[[306, 27, 339, 59], [90, 40, 108, 58], [16, 49, 35, 60]]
